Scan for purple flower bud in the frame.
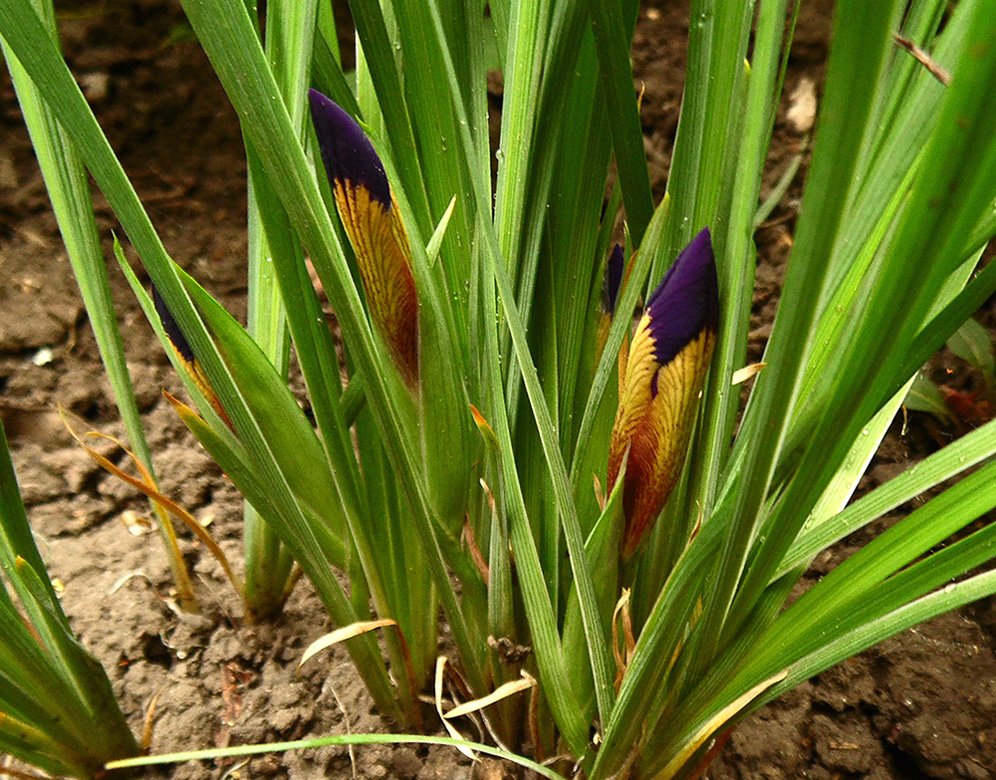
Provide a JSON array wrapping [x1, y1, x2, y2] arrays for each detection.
[[644, 229, 718, 376], [608, 228, 718, 559], [308, 90, 419, 387], [153, 285, 231, 427], [308, 89, 391, 207], [601, 243, 626, 317], [153, 285, 194, 364]]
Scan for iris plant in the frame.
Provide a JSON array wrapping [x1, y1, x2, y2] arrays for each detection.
[[4, 0, 996, 778]]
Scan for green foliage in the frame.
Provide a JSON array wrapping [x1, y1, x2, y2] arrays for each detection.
[[3, 0, 996, 777], [2, 0, 200, 610], [0, 422, 140, 778], [904, 315, 995, 427]]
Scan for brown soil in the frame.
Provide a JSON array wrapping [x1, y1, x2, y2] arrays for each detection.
[[1, 1, 994, 779]]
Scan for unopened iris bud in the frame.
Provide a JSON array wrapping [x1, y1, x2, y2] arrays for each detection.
[[153, 286, 231, 428], [596, 243, 626, 362], [308, 89, 419, 387], [607, 228, 718, 559], [601, 243, 625, 317]]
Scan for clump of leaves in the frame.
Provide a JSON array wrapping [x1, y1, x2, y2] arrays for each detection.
[[4, 0, 996, 778], [906, 316, 995, 433], [0, 422, 140, 778]]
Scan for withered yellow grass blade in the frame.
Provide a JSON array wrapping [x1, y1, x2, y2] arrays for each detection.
[[63, 414, 242, 602], [444, 672, 537, 719], [426, 195, 457, 266], [434, 657, 476, 759], [611, 589, 635, 679], [297, 618, 421, 729], [731, 363, 767, 385], [298, 619, 398, 671], [61, 411, 195, 608]]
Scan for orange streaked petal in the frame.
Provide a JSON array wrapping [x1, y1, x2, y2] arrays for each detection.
[[608, 310, 657, 492], [620, 328, 716, 558], [309, 89, 419, 387], [607, 228, 718, 559], [333, 180, 419, 385]]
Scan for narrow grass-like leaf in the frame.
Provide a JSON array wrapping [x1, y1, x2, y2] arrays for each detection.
[[172, 273, 348, 557], [710, 0, 901, 655], [107, 733, 568, 780], [586, 0, 652, 243], [1, 0, 151, 474], [421, 0, 617, 737], [649, 670, 787, 780], [733, 0, 996, 631], [690, 0, 789, 526], [725, 458, 996, 710], [477, 264, 591, 758], [239, 0, 318, 617], [948, 317, 995, 380]]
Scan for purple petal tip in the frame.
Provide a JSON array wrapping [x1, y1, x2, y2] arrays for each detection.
[[602, 243, 625, 316], [645, 227, 718, 368], [153, 286, 195, 364], [308, 89, 391, 207]]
